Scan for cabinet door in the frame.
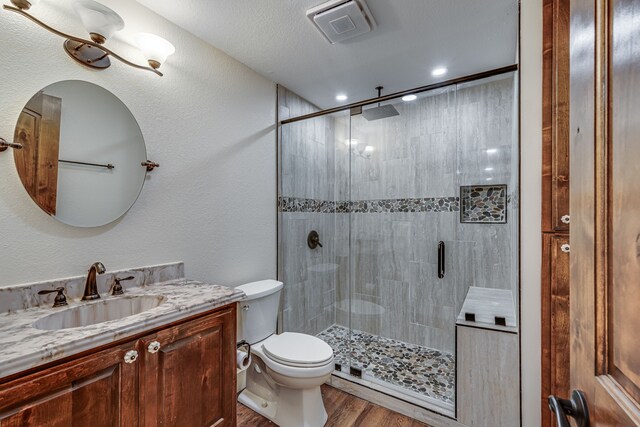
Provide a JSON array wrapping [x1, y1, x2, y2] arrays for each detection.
[[541, 234, 571, 425], [0, 343, 139, 427], [542, 0, 571, 233], [141, 306, 236, 427]]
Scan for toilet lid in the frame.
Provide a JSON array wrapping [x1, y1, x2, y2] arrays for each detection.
[[263, 332, 334, 368]]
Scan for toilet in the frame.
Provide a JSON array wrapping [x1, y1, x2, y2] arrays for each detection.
[[236, 280, 334, 427]]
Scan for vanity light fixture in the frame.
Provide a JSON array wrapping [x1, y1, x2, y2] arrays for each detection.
[[2, 0, 175, 76], [134, 33, 175, 70]]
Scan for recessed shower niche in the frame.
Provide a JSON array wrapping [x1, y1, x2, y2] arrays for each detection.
[[277, 71, 519, 416]]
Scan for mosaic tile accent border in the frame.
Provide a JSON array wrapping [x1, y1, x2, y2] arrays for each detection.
[[460, 185, 507, 223], [350, 197, 459, 213], [278, 197, 333, 213], [317, 325, 455, 405], [279, 196, 459, 214]]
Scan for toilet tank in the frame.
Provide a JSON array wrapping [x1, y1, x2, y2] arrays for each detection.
[[236, 280, 283, 345]]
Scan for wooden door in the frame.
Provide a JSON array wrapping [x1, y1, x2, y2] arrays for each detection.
[[13, 92, 62, 216], [0, 343, 139, 427], [140, 307, 237, 427], [562, 0, 640, 424]]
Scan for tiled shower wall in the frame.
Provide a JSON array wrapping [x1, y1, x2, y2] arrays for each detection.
[[334, 75, 516, 353], [279, 74, 518, 354]]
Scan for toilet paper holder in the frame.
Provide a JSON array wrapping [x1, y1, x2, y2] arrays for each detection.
[[237, 340, 251, 355]]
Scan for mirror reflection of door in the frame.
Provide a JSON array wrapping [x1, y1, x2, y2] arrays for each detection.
[[13, 91, 62, 216], [568, 0, 640, 424]]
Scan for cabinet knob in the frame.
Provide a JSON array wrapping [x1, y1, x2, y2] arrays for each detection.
[[147, 341, 161, 354], [561, 244, 570, 253], [561, 214, 570, 224], [124, 350, 139, 364]]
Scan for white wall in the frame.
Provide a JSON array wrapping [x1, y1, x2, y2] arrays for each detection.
[[520, 0, 543, 425], [0, 0, 277, 287]]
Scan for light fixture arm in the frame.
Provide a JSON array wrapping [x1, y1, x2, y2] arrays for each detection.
[[2, 4, 163, 76]]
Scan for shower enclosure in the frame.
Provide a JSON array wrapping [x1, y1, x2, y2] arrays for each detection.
[[277, 70, 519, 416]]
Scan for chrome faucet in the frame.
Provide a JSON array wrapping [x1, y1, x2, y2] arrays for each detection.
[[82, 262, 106, 301]]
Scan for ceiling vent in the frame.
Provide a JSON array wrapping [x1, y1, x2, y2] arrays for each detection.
[[306, 0, 376, 44]]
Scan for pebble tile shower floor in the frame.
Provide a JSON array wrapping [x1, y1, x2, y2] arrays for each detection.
[[317, 325, 455, 405]]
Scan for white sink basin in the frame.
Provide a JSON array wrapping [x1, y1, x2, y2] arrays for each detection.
[[33, 295, 166, 330]]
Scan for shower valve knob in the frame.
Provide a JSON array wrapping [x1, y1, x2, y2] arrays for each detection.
[[307, 230, 323, 249]]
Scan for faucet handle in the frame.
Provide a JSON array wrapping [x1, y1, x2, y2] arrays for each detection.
[[112, 276, 134, 296], [38, 287, 68, 308]]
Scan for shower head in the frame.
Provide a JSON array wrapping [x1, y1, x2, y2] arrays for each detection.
[[362, 104, 400, 121], [361, 85, 400, 121]]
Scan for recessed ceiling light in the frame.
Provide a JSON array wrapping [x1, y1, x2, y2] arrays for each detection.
[[484, 167, 494, 171], [336, 94, 348, 101], [486, 148, 498, 154], [432, 67, 447, 77], [402, 94, 417, 102]]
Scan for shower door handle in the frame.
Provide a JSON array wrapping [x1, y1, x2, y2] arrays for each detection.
[[438, 241, 445, 279]]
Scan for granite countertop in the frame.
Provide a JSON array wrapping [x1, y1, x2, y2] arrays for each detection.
[[0, 268, 245, 380]]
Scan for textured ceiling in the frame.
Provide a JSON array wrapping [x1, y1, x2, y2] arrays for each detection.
[[137, 0, 518, 109]]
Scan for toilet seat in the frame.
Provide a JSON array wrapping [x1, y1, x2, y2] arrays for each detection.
[[262, 332, 333, 368]]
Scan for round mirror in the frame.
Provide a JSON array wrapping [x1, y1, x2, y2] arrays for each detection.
[[13, 81, 147, 227]]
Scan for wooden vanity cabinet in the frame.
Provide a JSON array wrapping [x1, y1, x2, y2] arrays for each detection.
[[0, 304, 237, 427], [140, 305, 236, 427], [0, 343, 139, 427]]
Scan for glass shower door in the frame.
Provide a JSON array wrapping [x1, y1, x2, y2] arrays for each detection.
[[279, 72, 518, 418], [279, 106, 349, 341], [346, 87, 459, 411]]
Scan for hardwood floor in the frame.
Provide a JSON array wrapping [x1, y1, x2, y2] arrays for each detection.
[[237, 384, 429, 427]]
